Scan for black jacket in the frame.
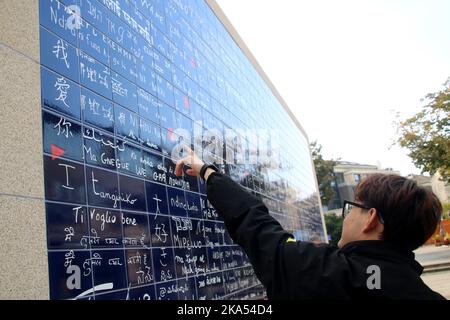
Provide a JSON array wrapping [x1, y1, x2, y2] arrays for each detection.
[[206, 172, 445, 300]]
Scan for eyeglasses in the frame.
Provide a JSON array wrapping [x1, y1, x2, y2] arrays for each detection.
[[342, 200, 385, 224]]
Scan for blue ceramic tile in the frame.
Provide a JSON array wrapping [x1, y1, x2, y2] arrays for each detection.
[[83, 127, 117, 170], [152, 50, 172, 83], [189, 219, 205, 247], [197, 69, 208, 91], [152, 247, 175, 283], [48, 250, 93, 300], [43, 110, 83, 162], [79, 0, 110, 35], [173, 248, 193, 278], [139, 118, 162, 152], [172, 64, 188, 93], [93, 289, 127, 300], [41, 67, 81, 119], [148, 214, 172, 247], [135, 34, 154, 67], [146, 182, 168, 214], [126, 249, 154, 287], [46, 203, 89, 249], [85, 166, 119, 209], [153, 25, 169, 59], [167, 187, 187, 217], [230, 247, 245, 268], [78, 19, 110, 66], [156, 75, 174, 108], [224, 269, 241, 295], [135, 61, 154, 93], [115, 140, 143, 177], [141, 150, 165, 183], [174, 247, 207, 279], [202, 109, 217, 130], [81, 88, 114, 132], [39, 0, 79, 46], [91, 250, 127, 291], [111, 72, 138, 112], [40, 27, 79, 82], [127, 285, 156, 300], [49, 0, 80, 10], [161, 128, 180, 157], [177, 277, 197, 300], [170, 215, 191, 249], [202, 220, 217, 248], [136, 0, 166, 34], [155, 280, 178, 300], [173, 86, 190, 116], [115, 105, 139, 142], [215, 222, 227, 245], [109, 39, 137, 83], [164, 5, 181, 28], [44, 155, 86, 204], [88, 206, 122, 248], [195, 272, 225, 300], [122, 211, 150, 248], [118, 173, 146, 212], [79, 50, 112, 99], [158, 103, 178, 131], [162, 35, 175, 63], [106, 12, 140, 59], [137, 88, 159, 124], [179, 113, 193, 135], [184, 191, 201, 219], [192, 247, 208, 276], [207, 247, 223, 273], [123, 1, 152, 39], [165, 18, 180, 47], [184, 61, 198, 86], [221, 246, 239, 270], [171, 46, 187, 77], [126, 285, 156, 300], [184, 75, 199, 104]]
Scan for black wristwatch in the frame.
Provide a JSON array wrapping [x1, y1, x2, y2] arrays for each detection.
[[199, 163, 219, 181]]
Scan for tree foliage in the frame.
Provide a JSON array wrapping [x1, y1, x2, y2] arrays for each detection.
[[395, 78, 450, 183], [310, 141, 337, 207], [324, 214, 343, 246]]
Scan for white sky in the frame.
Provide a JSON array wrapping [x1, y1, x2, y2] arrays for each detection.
[[215, 0, 450, 176]]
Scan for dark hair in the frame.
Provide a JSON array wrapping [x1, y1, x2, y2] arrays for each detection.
[[354, 173, 442, 251]]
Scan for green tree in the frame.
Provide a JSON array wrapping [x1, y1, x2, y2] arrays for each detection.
[[395, 78, 450, 183], [325, 214, 343, 246], [310, 141, 337, 207], [443, 202, 450, 220]]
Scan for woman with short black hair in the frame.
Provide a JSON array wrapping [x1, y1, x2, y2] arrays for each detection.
[[176, 149, 445, 300]]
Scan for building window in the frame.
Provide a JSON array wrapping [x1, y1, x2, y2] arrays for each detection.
[[353, 174, 361, 183], [335, 173, 344, 184]]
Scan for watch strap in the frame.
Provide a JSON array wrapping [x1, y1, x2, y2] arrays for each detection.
[[200, 163, 219, 180]]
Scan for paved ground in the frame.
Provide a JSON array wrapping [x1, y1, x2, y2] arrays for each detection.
[[415, 245, 450, 299], [415, 245, 450, 266], [421, 270, 450, 299]]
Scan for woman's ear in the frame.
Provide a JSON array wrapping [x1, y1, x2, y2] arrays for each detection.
[[362, 208, 381, 234]]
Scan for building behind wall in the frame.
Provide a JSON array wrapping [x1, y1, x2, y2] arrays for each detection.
[[327, 161, 400, 213], [408, 173, 450, 205], [0, 0, 326, 299]]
